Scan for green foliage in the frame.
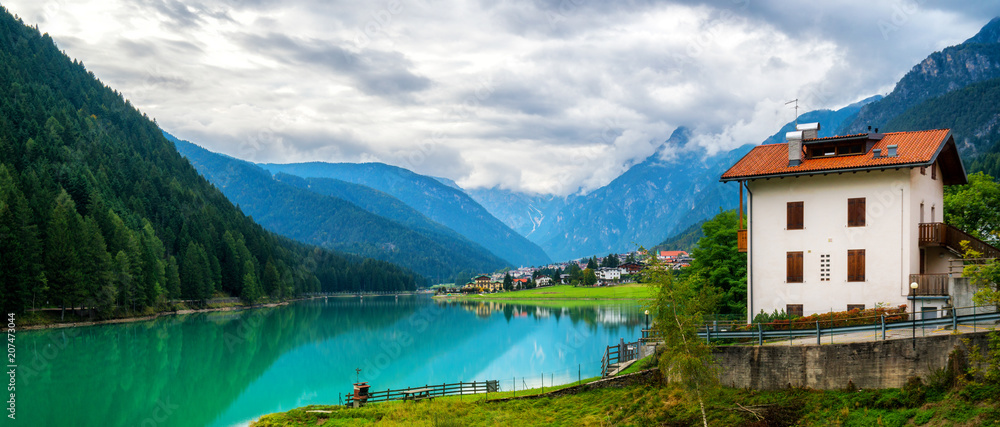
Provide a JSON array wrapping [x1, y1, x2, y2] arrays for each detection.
[[686, 209, 747, 316], [742, 305, 908, 331], [944, 172, 1000, 246], [600, 253, 620, 268], [0, 8, 421, 316], [645, 254, 718, 426], [582, 268, 597, 286], [752, 308, 790, 324]]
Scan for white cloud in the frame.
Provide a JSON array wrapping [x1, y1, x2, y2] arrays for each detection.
[[3, 0, 991, 195]]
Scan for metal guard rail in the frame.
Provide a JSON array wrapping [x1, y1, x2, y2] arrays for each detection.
[[695, 309, 1000, 344]]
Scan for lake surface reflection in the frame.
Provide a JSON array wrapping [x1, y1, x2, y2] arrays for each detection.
[[15, 295, 645, 426]]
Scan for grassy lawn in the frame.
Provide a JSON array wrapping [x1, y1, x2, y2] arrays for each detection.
[[614, 355, 656, 377], [251, 376, 1000, 426], [437, 284, 652, 302]]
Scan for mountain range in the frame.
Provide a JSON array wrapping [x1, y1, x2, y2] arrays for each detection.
[[466, 100, 875, 261], [169, 135, 512, 282], [259, 162, 552, 267]]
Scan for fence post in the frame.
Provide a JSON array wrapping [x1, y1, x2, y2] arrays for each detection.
[[952, 307, 958, 330], [881, 315, 886, 341], [816, 320, 821, 345], [757, 323, 763, 346]]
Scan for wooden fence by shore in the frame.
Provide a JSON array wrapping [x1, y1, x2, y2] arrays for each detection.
[[345, 380, 499, 407]]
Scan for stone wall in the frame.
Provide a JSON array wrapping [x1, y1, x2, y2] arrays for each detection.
[[714, 331, 995, 390]]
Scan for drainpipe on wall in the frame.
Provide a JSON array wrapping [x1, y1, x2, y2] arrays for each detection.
[[746, 181, 754, 323]]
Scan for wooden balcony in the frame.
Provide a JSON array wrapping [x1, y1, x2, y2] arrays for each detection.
[[918, 223, 1000, 259], [737, 229, 747, 253], [908, 274, 949, 296]]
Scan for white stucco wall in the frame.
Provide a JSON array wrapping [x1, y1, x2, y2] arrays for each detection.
[[745, 167, 948, 319]]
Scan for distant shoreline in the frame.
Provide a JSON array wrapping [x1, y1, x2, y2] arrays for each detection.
[[20, 292, 432, 331], [432, 284, 652, 302], [20, 300, 296, 331]]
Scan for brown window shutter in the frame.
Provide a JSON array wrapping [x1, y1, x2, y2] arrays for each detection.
[[848, 249, 865, 282], [787, 202, 804, 230], [787, 251, 803, 283], [848, 198, 866, 227], [786, 304, 803, 318], [931, 163, 937, 180]]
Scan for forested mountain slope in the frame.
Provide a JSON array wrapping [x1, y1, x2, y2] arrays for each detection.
[[0, 7, 419, 316], [260, 162, 552, 267], [171, 136, 509, 282]]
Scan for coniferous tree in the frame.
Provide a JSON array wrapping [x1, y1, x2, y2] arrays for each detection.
[[78, 216, 112, 317], [165, 255, 181, 299], [262, 260, 280, 298], [45, 190, 83, 320]]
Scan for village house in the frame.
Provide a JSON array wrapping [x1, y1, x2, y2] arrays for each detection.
[[596, 267, 623, 283], [658, 250, 688, 264], [620, 262, 644, 274], [535, 276, 553, 287], [721, 124, 1000, 320]]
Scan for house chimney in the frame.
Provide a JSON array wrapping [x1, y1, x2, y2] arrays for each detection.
[[796, 122, 821, 140], [886, 144, 898, 157], [786, 130, 804, 167]]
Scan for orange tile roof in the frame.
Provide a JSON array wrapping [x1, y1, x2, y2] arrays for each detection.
[[721, 129, 962, 182]]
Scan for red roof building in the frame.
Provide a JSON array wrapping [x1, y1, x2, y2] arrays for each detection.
[[720, 123, 997, 320]]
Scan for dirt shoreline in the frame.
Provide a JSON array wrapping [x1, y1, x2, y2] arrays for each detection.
[[20, 300, 302, 331]]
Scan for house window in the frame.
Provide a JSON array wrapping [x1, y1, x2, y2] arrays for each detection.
[[847, 304, 865, 312], [786, 251, 804, 283], [786, 304, 804, 318], [847, 249, 866, 282], [787, 201, 804, 230], [819, 254, 830, 281], [848, 198, 866, 227]]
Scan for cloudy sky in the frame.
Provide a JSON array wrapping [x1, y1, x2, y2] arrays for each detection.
[[3, 1, 996, 195]]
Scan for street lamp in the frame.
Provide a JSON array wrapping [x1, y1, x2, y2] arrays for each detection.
[[910, 281, 919, 350], [644, 309, 650, 339]]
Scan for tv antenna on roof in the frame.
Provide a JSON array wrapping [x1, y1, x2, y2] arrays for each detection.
[[785, 99, 799, 126]]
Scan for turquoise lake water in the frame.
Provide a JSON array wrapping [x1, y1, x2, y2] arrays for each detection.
[[11, 295, 645, 426]]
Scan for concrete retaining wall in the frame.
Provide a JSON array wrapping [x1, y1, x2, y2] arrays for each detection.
[[714, 331, 995, 390]]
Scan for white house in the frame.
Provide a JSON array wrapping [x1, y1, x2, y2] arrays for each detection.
[[596, 267, 622, 282], [721, 124, 999, 320]]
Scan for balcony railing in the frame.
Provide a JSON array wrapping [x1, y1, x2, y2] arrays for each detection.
[[737, 229, 747, 253], [918, 223, 1000, 259], [908, 273, 949, 296]]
